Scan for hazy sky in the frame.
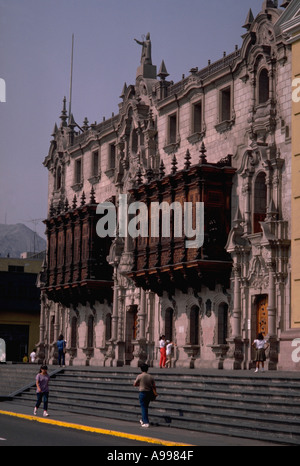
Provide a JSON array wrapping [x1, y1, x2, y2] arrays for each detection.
[[0, 0, 266, 238]]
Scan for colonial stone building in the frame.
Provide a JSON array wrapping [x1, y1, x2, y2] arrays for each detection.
[[38, 0, 300, 370]]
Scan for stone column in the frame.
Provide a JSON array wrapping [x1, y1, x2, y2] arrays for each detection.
[[267, 260, 279, 370], [138, 289, 146, 340], [267, 261, 276, 337], [37, 293, 46, 363], [224, 261, 244, 370], [242, 180, 252, 235], [111, 265, 119, 342]]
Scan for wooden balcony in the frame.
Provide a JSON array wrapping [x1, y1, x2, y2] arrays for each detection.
[[128, 151, 236, 296], [42, 198, 113, 306]]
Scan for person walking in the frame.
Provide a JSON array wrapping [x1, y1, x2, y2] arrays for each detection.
[[159, 335, 166, 368], [57, 334, 66, 367], [34, 365, 50, 417], [252, 333, 269, 372], [134, 364, 157, 428]]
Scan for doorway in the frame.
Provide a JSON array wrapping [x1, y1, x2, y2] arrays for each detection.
[[256, 294, 268, 337], [0, 324, 29, 362], [125, 305, 138, 365]]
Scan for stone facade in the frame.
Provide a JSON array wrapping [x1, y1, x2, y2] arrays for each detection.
[[38, 1, 299, 370]]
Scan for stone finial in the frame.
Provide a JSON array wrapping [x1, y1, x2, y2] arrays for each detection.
[[89, 186, 96, 204], [184, 149, 191, 170], [243, 9, 254, 30], [171, 154, 178, 175], [159, 160, 166, 179], [120, 82, 127, 99], [199, 141, 207, 164], [158, 60, 169, 80], [59, 96, 68, 127], [52, 123, 58, 138], [64, 198, 70, 212], [82, 117, 89, 131], [68, 113, 76, 130], [80, 191, 86, 206], [72, 194, 77, 209]]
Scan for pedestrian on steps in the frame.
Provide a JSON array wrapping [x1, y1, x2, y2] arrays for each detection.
[[134, 364, 157, 428], [34, 365, 50, 417]]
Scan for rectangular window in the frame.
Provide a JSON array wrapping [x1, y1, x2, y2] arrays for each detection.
[[75, 159, 82, 184], [169, 113, 177, 144], [193, 101, 202, 133], [109, 144, 116, 169], [220, 86, 231, 122], [92, 151, 99, 176]]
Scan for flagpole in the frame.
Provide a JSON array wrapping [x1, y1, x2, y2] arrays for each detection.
[[69, 33, 74, 121]]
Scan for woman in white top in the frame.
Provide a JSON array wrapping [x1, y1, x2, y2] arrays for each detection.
[[252, 333, 269, 372]]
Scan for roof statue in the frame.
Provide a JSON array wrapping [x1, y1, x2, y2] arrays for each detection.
[[134, 33, 152, 65], [134, 33, 156, 79]]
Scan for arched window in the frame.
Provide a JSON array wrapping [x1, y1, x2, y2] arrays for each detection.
[[253, 172, 267, 233], [258, 69, 269, 104], [190, 306, 200, 345]]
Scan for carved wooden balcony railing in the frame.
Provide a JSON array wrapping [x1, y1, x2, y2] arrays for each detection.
[[42, 194, 113, 306], [128, 151, 236, 296]]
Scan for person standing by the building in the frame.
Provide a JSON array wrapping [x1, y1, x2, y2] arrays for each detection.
[[252, 333, 269, 373], [57, 334, 66, 367], [165, 340, 176, 368], [34, 365, 50, 417], [30, 349, 37, 363], [159, 335, 166, 368], [134, 364, 156, 428]]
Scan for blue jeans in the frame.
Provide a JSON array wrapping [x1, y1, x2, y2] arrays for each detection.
[[35, 392, 49, 411], [139, 391, 151, 425], [58, 349, 65, 366]]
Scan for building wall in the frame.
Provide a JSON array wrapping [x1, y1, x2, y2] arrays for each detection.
[[0, 258, 42, 361], [291, 36, 300, 328], [40, 2, 297, 370]]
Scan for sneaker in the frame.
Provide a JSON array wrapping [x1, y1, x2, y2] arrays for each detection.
[[33, 407, 37, 415], [139, 420, 143, 425], [254, 368, 259, 373], [43, 411, 49, 417], [141, 423, 149, 428]]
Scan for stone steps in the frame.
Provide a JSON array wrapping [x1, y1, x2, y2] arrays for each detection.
[[2, 366, 300, 445]]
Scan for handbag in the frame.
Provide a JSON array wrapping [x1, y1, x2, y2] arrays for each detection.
[[149, 387, 158, 401]]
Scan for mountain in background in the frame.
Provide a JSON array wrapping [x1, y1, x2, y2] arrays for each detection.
[[0, 223, 46, 258]]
